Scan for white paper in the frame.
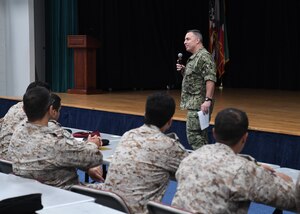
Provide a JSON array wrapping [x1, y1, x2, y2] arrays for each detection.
[[197, 110, 209, 130]]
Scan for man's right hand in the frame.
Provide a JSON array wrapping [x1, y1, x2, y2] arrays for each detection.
[[87, 166, 104, 182], [275, 172, 293, 183], [87, 134, 102, 148], [176, 64, 185, 71]]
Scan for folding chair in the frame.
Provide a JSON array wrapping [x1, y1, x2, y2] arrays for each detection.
[[0, 159, 13, 174], [70, 184, 131, 213], [147, 201, 192, 214]]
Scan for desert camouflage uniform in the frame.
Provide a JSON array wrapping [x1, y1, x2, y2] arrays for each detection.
[[48, 119, 73, 139], [296, 175, 300, 212], [172, 143, 299, 214], [180, 48, 216, 149], [0, 102, 26, 160], [103, 124, 189, 214], [0, 118, 3, 133], [8, 121, 103, 190]]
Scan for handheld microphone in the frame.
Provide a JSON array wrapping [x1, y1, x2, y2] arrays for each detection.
[[177, 53, 183, 64]]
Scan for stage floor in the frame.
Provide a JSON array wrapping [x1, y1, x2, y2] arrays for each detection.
[[2, 88, 300, 136], [55, 88, 300, 137]]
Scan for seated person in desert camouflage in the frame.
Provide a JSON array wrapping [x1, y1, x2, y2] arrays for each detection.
[[172, 107, 300, 213], [8, 87, 104, 190], [47, 93, 73, 138], [103, 92, 189, 214], [0, 81, 50, 160], [48, 93, 104, 182]]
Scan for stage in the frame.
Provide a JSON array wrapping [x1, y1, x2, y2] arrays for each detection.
[[1, 88, 300, 169], [55, 88, 300, 136]]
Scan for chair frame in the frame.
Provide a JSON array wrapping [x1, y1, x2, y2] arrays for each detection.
[[147, 201, 193, 214], [0, 158, 13, 174], [70, 184, 131, 213]]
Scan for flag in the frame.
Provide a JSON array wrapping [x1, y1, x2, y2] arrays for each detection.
[[209, 0, 229, 79]]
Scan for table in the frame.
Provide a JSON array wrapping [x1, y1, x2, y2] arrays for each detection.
[[66, 127, 121, 164], [99, 133, 121, 164], [0, 173, 94, 209], [37, 202, 125, 214]]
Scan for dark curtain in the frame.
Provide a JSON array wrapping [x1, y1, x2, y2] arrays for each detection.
[[45, 0, 300, 91], [77, 0, 300, 91], [45, 0, 78, 92], [77, 0, 209, 91], [223, 0, 300, 90]]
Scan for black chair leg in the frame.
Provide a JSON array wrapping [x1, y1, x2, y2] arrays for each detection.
[[84, 172, 89, 183], [273, 208, 283, 214]]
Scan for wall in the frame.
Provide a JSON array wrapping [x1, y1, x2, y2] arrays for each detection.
[[0, 0, 6, 94], [0, 0, 35, 97]]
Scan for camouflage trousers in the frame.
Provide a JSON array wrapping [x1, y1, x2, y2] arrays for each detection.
[[186, 110, 208, 150]]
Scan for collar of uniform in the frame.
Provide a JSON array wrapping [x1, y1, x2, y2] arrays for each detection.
[[215, 142, 236, 155], [143, 124, 161, 132], [26, 121, 50, 134], [48, 119, 61, 127]]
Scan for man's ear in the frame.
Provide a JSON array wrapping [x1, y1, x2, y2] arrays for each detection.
[[161, 118, 173, 132], [241, 132, 248, 145], [165, 118, 173, 131], [48, 105, 55, 117]]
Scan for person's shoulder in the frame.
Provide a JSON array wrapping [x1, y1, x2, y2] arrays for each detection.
[[121, 126, 140, 138], [122, 124, 155, 138], [165, 132, 178, 140], [0, 117, 3, 127], [11, 101, 23, 108], [199, 48, 212, 58], [164, 132, 188, 153], [48, 120, 63, 132], [235, 154, 267, 176], [238, 154, 257, 163], [165, 132, 182, 145], [47, 127, 81, 149], [8, 101, 23, 111], [4, 102, 24, 117], [10, 121, 34, 143]]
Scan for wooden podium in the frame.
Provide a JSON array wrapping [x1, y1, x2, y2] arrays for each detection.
[[67, 35, 101, 94]]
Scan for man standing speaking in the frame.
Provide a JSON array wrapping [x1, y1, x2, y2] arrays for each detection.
[[177, 29, 217, 149]]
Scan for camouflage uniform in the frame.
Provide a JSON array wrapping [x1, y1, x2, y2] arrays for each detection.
[[8, 121, 103, 190], [296, 176, 300, 212], [0, 117, 3, 134], [48, 119, 73, 139], [180, 48, 216, 149], [0, 102, 26, 160], [172, 143, 299, 214], [103, 124, 189, 214]]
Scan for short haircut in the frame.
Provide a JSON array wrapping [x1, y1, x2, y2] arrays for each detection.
[[214, 108, 249, 146], [26, 81, 51, 92], [144, 92, 176, 128], [50, 93, 61, 111], [23, 86, 51, 122], [187, 29, 203, 42]]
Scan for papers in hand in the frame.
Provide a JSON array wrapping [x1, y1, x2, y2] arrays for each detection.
[[197, 110, 209, 130]]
